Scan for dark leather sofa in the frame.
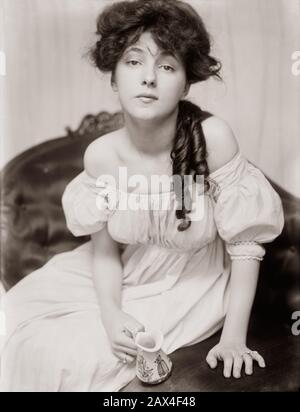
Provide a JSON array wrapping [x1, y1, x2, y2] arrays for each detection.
[[0, 111, 299, 392]]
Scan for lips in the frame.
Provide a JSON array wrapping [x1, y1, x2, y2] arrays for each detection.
[[136, 94, 158, 100]]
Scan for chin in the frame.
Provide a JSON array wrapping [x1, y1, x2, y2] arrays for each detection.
[[127, 108, 165, 122]]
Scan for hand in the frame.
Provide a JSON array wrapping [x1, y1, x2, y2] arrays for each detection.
[[206, 341, 266, 379], [103, 308, 145, 365]]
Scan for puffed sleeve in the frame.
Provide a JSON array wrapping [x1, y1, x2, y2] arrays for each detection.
[[61, 170, 119, 237], [208, 151, 284, 261]]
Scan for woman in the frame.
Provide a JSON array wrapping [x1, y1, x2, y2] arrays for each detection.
[[0, 0, 284, 392]]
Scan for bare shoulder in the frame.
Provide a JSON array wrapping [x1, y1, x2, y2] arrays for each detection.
[[83, 129, 122, 178], [201, 115, 239, 174]]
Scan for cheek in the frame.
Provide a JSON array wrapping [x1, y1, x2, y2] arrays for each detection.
[[115, 76, 134, 100], [114, 66, 134, 91], [160, 77, 186, 99]]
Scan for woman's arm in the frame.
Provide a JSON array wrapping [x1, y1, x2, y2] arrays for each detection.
[[91, 227, 123, 318], [220, 259, 260, 344], [206, 259, 266, 378], [91, 224, 145, 364], [83, 138, 125, 316], [84, 140, 145, 364], [203, 116, 266, 378]]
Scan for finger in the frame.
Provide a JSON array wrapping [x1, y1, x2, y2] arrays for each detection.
[[121, 351, 136, 364], [223, 356, 233, 378], [117, 345, 137, 357], [124, 323, 145, 338], [116, 351, 136, 364], [118, 334, 139, 350], [122, 328, 133, 338], [135, 324, 145, 333], [242, 354, 253, 375], [206, 352, 218, 369], [113, 340, 138, 356], [250, 351, 266, 368], [233, 355, 243, 379]]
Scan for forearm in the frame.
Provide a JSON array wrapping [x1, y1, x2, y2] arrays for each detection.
[[90, 229, 124, 320], [92, 254, 123, 316], [220, 258, 260, 343]]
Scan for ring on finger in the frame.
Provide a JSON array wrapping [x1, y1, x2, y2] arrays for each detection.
[[242, 350, 258, 357], [249, 350, 259, 356]]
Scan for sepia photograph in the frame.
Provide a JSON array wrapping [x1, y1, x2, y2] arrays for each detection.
[[0, 0, 299, 393]]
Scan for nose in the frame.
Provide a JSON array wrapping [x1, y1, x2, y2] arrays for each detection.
[[141, 65, 157, 87]]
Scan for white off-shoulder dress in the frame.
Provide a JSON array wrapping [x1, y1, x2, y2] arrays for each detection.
[[0, 151, 284, 392]]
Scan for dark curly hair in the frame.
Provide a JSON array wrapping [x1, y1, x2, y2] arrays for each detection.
[[88, 0, 222, 231]]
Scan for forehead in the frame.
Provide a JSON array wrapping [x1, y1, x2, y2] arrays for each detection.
[[124, 32, 175, 58]]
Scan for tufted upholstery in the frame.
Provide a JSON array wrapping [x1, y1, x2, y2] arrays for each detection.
[[0, 112, 124, 291], [0, 111, 299, 391]]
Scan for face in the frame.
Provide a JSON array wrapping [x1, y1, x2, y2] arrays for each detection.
[[112, 31, 189, 121]]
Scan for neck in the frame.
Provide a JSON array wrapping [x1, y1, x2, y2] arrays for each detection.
[[122, 106, 179, 159]]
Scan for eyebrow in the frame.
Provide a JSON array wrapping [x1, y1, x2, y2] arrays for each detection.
[[124, 46, 177, 60]]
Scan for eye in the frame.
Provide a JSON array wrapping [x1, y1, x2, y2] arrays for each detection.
[[161, 65, 175, 72], [126, 60, 141, 66]]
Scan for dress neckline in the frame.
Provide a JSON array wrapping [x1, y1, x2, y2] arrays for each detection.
[[92, 150, 242, 197]]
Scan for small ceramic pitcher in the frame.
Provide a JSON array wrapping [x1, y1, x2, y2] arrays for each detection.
[[134, 329, 173, 385]]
